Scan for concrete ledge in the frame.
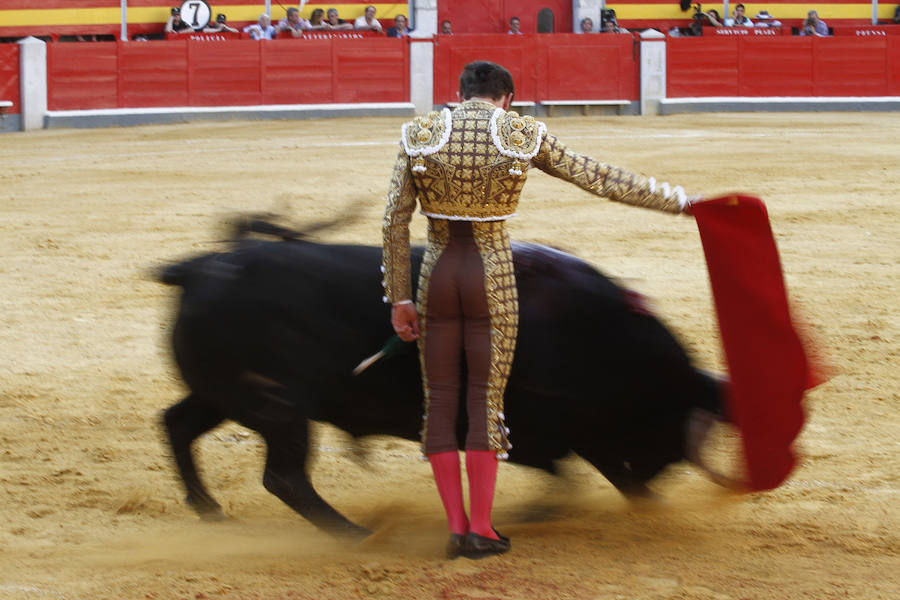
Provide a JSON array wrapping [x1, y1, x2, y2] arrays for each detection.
[[44, 102, 416, 129], [660, 96, 900, 114], [1, 113, 22, 133], [541, 100, 633, 116]]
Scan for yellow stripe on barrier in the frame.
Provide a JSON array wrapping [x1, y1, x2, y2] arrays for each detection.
[[0, 3, 409, 27], [609, 3, 895, 20]]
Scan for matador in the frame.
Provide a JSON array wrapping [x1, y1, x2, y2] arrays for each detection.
[[381, 61, 691, 559]]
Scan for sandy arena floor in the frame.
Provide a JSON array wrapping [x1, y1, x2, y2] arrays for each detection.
[[0, 113, 897, 599]]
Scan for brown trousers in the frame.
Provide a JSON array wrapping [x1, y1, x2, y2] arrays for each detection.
[[418, 219, 517, 456]]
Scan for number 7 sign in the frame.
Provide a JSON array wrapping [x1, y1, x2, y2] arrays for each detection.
[[180, 0, 211, 30]]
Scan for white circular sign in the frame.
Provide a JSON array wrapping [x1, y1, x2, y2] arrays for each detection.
[[178, 0, 211, 30]]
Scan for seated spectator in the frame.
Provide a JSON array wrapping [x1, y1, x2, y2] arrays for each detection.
[[278, 7, 309, 37], [578, 17, 595, 33], [165, 7, 193, 34], [508, 16, 522, 34], [244, 13, 276, 40], [204, 13, 239, 33], [724, 3, 753, 27], [386, 14, 410, 38], [894, 5, 900, 24], [602, 18, 629, 33], [800, 10, 829, 36], [326, 8, 353, 30], [354, 5, 384, 32], [441, 20, 453, 34], [754, 11, 782, 27], [307, 8, 330, 30], [700, 8, 724, 27]]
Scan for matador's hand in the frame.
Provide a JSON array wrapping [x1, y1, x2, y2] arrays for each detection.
[[391, 302, 420, 342], [683, 195, 703, 216]]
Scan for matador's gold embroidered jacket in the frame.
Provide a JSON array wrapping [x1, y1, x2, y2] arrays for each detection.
[[382, 99, 688, 304]]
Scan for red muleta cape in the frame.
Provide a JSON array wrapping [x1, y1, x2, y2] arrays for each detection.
[[692, 195, 820, 491]]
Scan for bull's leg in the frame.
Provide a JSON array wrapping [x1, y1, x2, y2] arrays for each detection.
[[574, 445, 658, 500], [257, 417, 371, 540], [162, 395, 227, 521]]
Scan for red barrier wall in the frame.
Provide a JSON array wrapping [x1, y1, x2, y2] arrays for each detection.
[[0, 43, 20, 114], [433, 33, 638, 104], [46, 38, 409, 111], [668, 36, 900, 97], [437, 0, 572, 34]]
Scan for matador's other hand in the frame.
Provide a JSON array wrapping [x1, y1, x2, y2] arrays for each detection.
[[391, 302, 420, 342]]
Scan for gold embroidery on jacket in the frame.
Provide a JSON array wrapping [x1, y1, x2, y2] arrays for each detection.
[[531, 133, 684, 213], [412, 101, 541, 220], [381, 145, 418, 304]]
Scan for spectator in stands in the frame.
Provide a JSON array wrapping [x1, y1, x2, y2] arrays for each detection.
[[800, 10, 829, 36], [724, 4, 753, 27], [355, 5, 384, 32], [165, 7, 193, 34], [894, 5, 900, 24], [508, 16, 522, 34], [753, 10, 782, 27], [279, 7, 309, 37], [204, 13, 239, 33], [700, 9, 724, 27], [602, 18, 629, 33], [578, 17, 595, 33], [244, 13, 276, 40], [326, 8, 353, 30], [307, 8, 330, 30], [387, 14, 411, 38], [441, 20, 454, 34]]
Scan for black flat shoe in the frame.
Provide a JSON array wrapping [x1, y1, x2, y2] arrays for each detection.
[[493, 528, 509, 544], [461, 532, 511, 559], [446, 533, 466, 559]]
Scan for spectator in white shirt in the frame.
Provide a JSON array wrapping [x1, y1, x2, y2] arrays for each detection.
[[724, 3, 753, 27], [354, 5, 384, 32], [244, 13, 276, 39]]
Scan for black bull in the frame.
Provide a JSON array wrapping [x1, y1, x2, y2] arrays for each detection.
[[160, 229, 724, 538]]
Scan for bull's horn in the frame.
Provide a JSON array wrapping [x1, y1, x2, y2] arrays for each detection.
[[685, 408, 748, 491]]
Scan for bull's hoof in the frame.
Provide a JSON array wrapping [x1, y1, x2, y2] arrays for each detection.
[[337, 522, 372, 542], [622, 485, 665, 507], [186, 496, 227, 522], [198, 506, 228, 522]]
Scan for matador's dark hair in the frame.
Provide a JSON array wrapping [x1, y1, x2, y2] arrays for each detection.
[[459, 61, 514, 101]]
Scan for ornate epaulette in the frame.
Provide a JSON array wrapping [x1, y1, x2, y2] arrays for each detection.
[[490, 109, 547, 175], [401, 109, 452, 173]]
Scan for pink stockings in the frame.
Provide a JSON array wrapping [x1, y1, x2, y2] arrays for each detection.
[[428, 450, 499, 540]]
